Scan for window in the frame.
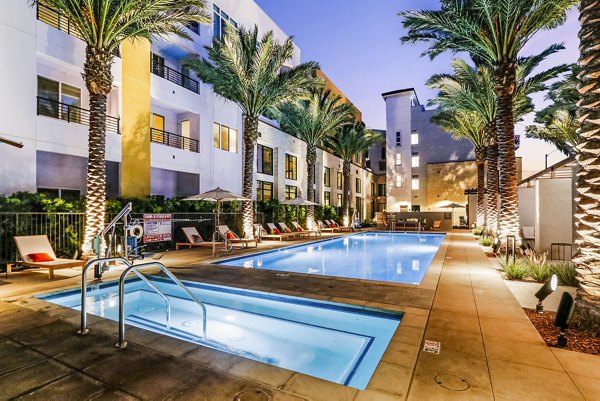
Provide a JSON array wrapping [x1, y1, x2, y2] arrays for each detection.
[[412, 205, 421, 212], [395, 131, 402, 146], [37, 76, 81, 122], [378, 184, 387, 196], [180, 120, 190, 138], [213, 122, 238, 152], [213, 4, 238, 40], [257, 181, 273, 202], [337, 171, 343, 189], [60, 83, 81, 122], [152, 114, 164, 131], [412, 175, 419, 190], [396, 175, 403, 188], [151, 53, 165, 76], [257, 144, 273, 175], [411, 130, 419, 145], [37, 187, 81, 200], [355, 196, 362, 214], [337, 193, 343, 207], [285, 185, 297, 200], [380, 146, 385, 159], [324, 191, 331, 206], [379, 160, 386, 171], [355, 177, 362, 193], [324, 167, 331, 187], [412, 153, 419, 167], [395, 153, 402, 166], [285, 154, 297, 180]]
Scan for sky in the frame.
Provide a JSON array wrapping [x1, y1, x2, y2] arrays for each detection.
[[254, 0, 581, 178]]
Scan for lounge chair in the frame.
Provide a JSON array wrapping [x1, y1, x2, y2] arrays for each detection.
[[328, 220, 353, 232], [292, 221, 319, 238], [14, 235, 85, 279], [255, 224, 296, 241], [317, 220, 339, 233], [175, 227, 228, 251], [266, 223, 298, 240], [521, 226, 535, 252], [217, 225, 258, 248], [432, 220, 442, 231]]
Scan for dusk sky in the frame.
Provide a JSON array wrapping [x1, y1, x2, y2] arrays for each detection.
[[254, 0, 581, 177]]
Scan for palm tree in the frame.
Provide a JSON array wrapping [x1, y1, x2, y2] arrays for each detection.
[[325, 122, 384, 225], [186, 26, 318, 238], [37, 0, 210, 256], [526, 67, 579, 155], [431, 111, 487, 227], [401, 0, 577, 238], [278, 89, 355, 228], [572, 0, 600, 335]]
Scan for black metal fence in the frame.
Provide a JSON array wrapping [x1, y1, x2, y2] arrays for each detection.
[[37, 97, 121, 135], [150, 128, 199, 153]]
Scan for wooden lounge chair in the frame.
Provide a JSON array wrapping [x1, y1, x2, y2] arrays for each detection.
[[218, 225, 258, 248], [292, 221, 319, 238], [328, 220, 353, 232], [255, 224, 296, 241], [432, 220, 442, 231], [175, 227, 228, 250], [318, 220, 339, 233], [266, 223, 298, 240], [14, 235, 85, 279]]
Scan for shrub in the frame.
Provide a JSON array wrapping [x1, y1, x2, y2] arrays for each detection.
[[551, 262, 578, 286], [480, 237, 494, 247], [499, 257, 530, 280], [472, 227, 483, 236], [525, 252, 553, 282]]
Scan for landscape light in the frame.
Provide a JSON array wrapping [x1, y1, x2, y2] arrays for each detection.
[[554, 292, 576, 347], [534, 274, 558, 314]]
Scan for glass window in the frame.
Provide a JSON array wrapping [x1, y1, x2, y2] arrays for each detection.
[[285, 154, 297, 180], [337, 171, 343, 190], [220, 125, 229, 151], [324, 191, 331, 206], [411, 130, 419, 145], [356, 177, 362, 193], [285, 185, 297, 201], [213, 123, 220, 149], [257, 181, 273, 202], [380, 146, 385, 159], [60, 83, 81, 123], [395, 153, 402, 166], [337, 193, 343, 207], [412, 153, 419, 167], [37, 76, 60, 118], [213, 122, 237, 153], [152, 114, 164, 131], [355, 196, 362, 214], [395, 131, 401, 146], [213, 5, 238, 40], [396, 175, 403, 188], [412, 175, 419, 190], [151, 53, 165, 76], [324, 167, 331, 187], [378, 184, 386, 196], [257, 144, 273, 175], [229, 128, 238, 153], [180, 120, 190, 138]]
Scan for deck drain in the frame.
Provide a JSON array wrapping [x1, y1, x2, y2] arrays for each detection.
[[233, 389, 270, 401], [434, 374, 470, 391]]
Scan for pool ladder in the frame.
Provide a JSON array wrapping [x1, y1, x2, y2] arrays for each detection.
[[78, 257, 207, 348]]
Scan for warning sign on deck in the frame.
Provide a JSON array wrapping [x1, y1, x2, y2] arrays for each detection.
[[143, 214, 172, 243]]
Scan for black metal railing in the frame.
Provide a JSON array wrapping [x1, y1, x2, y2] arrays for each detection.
[[150, 128, 199, 153], [185, 21, 200, 35], [37, 2, 120, 57], [37, 97, 120, 134], [151, 59, 199, 93]]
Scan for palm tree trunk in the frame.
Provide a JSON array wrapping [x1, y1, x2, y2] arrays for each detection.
[[475, 146, 486, 228], [572, 0, 600, 335], [494, 63, 520, 239], [342, 160, 351, 225], [81, 47, 113, 258], [242, 115, 259, 238], [486, 127, 499, 234], [306, 144, 317, 229]]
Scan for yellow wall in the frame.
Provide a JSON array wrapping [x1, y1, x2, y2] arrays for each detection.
[[121, 40, 151, 197], [426, 161, 477, 210]]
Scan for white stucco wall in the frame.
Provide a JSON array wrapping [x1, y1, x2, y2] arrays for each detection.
[[535, 178, 573, 256]]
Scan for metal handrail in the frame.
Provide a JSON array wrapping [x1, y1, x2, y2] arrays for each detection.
[[150, 57, 199, 93], [132, 270, 172, 329], [212, 230, 232, 257], [116, 261, 207, 348], [37, 97, 121, 134], [150, 128, 199, 153], [78, 257, 130, 335]]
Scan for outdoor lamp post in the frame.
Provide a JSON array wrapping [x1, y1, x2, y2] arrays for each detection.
[[534, 274, 558, 314], [554, 292, 576, 347]]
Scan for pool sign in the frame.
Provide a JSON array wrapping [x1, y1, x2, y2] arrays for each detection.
[[423, 340, 441, 354], [143, 214, 172, 243]]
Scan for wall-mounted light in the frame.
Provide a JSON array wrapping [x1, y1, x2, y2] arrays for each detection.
[[534, 274, 558, 314]]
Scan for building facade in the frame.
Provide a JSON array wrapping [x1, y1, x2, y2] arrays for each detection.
[[0, 0, 373, 219]]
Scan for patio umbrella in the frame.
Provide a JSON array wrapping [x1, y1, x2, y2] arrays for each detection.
[[184, 187, 250, 228], [440, 202, 466, 227], [282, 196, 319, 226]]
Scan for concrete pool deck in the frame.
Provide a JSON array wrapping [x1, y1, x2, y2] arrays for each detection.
[[0, 231, 598, 400]]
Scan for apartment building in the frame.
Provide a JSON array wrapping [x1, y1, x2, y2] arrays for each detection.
[[0, 0, 373, 219], [373, 88, 477, 219]]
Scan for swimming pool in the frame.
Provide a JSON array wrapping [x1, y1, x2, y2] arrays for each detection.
[[217, 232, 444, 284], [39, 278, 402, 389]]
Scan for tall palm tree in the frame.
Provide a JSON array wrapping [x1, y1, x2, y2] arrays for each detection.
[[572, 0, 600, 335], [401, 0, 577, 238], [37, 0, 210, 256], [526, 67, 579, 155], [278, 89, 355, 228], [432, 111, 487, 227], [186, 26, 318, 237], [325, 122, 384, 225]]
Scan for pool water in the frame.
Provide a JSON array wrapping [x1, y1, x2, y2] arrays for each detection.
[[39, 279, 402, 389], [217, 232, 444, 284]]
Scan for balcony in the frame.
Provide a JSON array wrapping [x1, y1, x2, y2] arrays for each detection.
[[150, 59, 199, 94], [150, 128, 199, 153], [37, 97, 120, 134]]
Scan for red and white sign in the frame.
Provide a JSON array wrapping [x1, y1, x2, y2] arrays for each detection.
[[143, 214, 172, 243]]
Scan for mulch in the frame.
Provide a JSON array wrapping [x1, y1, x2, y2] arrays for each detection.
[[524, 308, 600, 356]]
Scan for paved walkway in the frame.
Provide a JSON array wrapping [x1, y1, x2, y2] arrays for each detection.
[[0, 232, 598, 400]]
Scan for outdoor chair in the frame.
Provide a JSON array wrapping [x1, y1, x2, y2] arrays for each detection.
[[255, 224, 296, 241], [13, 235, 85, 279], [266, 223, 298, 240], [217, 225, 258, 248], [317, 220, 339, 233], [291, 221, 319, 238], [432, 220, 442, 231], [176, 227, 228, 251], [328, 220, 353, 232]]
